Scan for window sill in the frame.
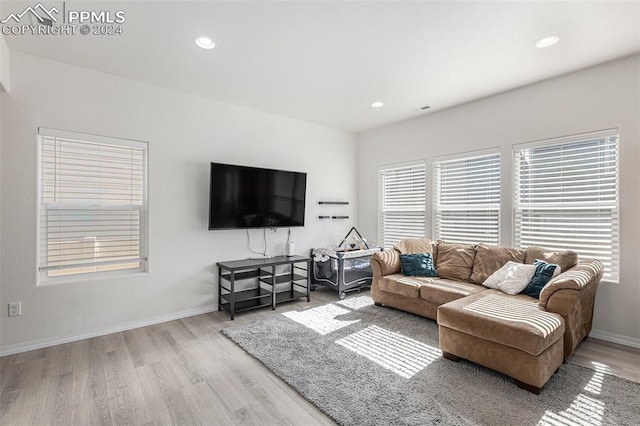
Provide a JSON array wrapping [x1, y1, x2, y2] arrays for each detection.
[[37, 270, 149, 287]]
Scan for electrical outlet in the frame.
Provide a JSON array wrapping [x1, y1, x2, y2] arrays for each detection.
[[8, 302, 21, 317]]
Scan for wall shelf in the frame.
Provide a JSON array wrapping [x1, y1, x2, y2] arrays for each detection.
[[318, 201, 349, 220]]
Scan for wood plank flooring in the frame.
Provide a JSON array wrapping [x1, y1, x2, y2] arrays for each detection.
[[570, 335, 640, 383], [1, 287, 639, 426]]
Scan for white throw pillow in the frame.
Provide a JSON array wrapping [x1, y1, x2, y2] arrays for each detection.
[[482, 261, 538, 295]]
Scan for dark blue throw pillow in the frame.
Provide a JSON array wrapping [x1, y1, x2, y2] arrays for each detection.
[[522, 259, 558, 298], [400, 253, 437, 277]]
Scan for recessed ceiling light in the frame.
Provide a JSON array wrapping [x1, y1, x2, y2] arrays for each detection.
[[371, 101, 384, 108], [195, 36, 216, 50], [535, 35, 559, 49]]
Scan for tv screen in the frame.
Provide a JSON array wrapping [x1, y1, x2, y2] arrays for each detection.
[[209, 162, 307, 230]]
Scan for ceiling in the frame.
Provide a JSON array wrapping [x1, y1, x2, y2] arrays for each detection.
[[2, 1, 640, 133]]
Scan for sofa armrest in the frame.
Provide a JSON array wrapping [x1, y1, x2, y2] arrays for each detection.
[[371, 249, 401, 277], [370, 249, 401, 304], [539, 259, 604, 357], [539, 259, 604, 309]]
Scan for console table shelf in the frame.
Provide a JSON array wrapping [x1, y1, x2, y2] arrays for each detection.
[[217, 255, 311, 320], [275, 289, 308, 304], [259, 273, 307, 286], [219, 288, 272, 312], [220, 269, 270, 282]]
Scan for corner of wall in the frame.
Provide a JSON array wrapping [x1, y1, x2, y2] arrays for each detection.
[[0, 34, 4, 326], [0, 33, 10, 92]]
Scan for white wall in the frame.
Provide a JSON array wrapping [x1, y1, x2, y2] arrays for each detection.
[[0, 52, 358, 354], [357, 55, 640, 345]]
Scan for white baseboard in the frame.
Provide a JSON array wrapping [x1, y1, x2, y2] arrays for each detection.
[[0, 305, 217, 357], [589, 329, 640, 349]]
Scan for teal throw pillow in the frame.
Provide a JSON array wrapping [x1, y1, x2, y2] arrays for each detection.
[[522, 259, 559, 298], [400, 253, 437, 277]]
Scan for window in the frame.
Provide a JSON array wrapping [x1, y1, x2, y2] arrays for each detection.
[[38, 128, 148, 283], [433, 151, 501, 245], [514, 129, 618, 281], [378, 162, 426, 249]]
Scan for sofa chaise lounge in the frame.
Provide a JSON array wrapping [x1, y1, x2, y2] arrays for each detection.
[[370, 239, 604, 393]]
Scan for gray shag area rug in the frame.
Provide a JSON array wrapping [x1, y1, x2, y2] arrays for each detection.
[[222, 295, 640, 426]]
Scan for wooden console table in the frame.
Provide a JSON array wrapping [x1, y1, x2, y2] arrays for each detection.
[[217, 255, 311, 320]]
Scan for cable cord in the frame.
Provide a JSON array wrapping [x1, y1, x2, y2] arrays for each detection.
[[263, 228, 267, 256], [246, 229, 267, 257]]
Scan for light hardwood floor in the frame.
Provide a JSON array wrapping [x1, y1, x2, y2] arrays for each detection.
[[1, 288, 639, 426]]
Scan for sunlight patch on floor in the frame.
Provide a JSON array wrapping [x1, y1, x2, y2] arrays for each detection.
[[583, 362, 609, 395], [335, 325, 441, 379], [282, 304, 360, 335], [538, 363, 608, 426], [335, 295, 374, 310], [539, 394, 604, 426]]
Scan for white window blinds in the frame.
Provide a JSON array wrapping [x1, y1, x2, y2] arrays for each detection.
[[378, 162, 426, 249], [514, 130, 619, 281], [38, 128, 148, 282], [434, 152, 501, 245]]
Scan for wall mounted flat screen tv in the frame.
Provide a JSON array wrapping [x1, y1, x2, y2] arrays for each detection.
[[209, 162, 307, 230]]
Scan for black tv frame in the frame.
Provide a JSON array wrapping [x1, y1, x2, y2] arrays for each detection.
[[208, 162, 307, 230]]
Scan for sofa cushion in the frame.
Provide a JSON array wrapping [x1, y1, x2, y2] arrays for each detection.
[[470, 244, 527, 284], [394, 238, 438, 260], [482, 261, 537, 295], [400, 253, 437, 277], [522, 260, 561, 299], [435, 242, 476, 281], [525, 247, 578, 272], [419, 278, 485, 306], [437, 290, 565, 356], [378, 273, 435, 298]]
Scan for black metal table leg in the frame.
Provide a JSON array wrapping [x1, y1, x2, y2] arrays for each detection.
[[217, 266, 222, 312], [229, 271, 235, 320], [306, 260, 311, 302], [271, 265, 277, 310]]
